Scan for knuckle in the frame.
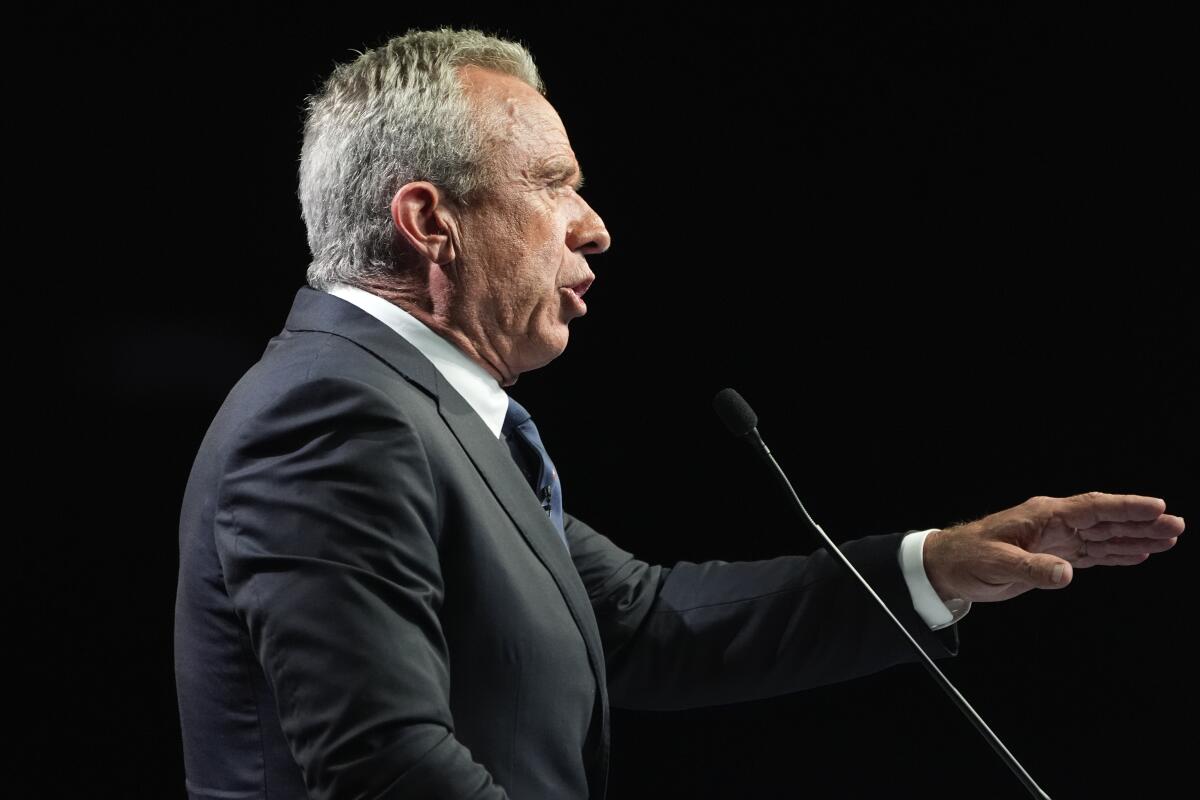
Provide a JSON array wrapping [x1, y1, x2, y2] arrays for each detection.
[[1025, 495, 1054, 519], [1025, 558, 1043, 580]]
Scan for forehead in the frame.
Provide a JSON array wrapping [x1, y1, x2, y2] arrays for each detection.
[[457, 65, 575, 168]]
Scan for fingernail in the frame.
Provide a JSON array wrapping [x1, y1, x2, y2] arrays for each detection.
[[1052, 564, 1065, 584]]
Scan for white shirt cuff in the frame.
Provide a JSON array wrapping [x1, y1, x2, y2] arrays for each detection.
[[899, 529, 972, 631]]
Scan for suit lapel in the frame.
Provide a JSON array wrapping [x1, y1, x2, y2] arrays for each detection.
[[283, 286, 610, 707], [433, 371, 606, 650], [433, 374, 612, 800]]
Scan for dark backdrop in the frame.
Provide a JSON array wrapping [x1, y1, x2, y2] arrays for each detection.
[[32, 3, 1194, 798]]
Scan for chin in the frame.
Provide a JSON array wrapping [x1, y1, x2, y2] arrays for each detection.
[[524, 327, 571, 372]]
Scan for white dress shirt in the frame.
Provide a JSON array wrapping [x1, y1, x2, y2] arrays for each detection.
[[325, 282, 971, 631]]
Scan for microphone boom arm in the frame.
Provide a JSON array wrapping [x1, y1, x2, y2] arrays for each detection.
[[717, 388, 1052, 800]]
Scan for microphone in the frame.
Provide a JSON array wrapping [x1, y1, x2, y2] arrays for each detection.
[[712, 387, 1053, 800], [711, 387, 769, 455]]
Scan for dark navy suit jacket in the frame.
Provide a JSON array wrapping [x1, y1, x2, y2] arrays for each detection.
[[174, 286, 959, 799]]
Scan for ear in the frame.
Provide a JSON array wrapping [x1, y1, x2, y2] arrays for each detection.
[[389, 182, 459, 265]]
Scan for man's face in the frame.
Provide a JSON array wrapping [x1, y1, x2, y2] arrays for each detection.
[[449, 66, 611, 379]]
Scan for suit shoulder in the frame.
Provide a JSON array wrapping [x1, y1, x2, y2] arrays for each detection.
[[187, 329, 432, 486], [223, 329, 427, 421], [257, 327, 421, 396]]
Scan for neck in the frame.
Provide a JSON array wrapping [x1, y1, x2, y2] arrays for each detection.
[[357, 274, 520, 388]]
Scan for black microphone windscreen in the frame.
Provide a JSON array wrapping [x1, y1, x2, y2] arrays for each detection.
[[713, 388, 758, 436]]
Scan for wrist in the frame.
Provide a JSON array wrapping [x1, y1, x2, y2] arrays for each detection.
[[923, 528, 957, 603]]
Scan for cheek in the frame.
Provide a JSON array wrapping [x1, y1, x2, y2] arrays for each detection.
[[527, 223, 568, 293], [494, 205, 569, 317]]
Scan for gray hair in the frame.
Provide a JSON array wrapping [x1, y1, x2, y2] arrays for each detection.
[[298, 27, 544, 292]]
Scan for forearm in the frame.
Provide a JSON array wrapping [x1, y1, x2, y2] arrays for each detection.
[[595, 530, 960, 711]]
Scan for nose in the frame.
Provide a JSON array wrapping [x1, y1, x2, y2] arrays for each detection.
[[568, 197, 611, 256]]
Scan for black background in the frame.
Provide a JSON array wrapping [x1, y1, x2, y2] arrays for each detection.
[[29, 2, 1194, 798]]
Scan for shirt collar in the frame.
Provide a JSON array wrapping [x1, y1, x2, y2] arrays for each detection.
[[324, 282, 510, 439]]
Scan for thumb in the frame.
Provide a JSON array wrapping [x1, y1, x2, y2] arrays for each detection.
[[1027, 555, 1073, 589]]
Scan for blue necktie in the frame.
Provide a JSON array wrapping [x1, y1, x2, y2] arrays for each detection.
[[502, 396, 567, 552]]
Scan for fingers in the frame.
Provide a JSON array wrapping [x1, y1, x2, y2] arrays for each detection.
[[1074, 552, 1153, 568], [1075, 514, 1185, 542], [1103, 554, 1153, 566], [1077, 535, 1179, 560], [1052, 492, 1170, 529]]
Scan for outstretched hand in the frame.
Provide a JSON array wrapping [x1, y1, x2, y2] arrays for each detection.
[[923, 492, 1184, 603]]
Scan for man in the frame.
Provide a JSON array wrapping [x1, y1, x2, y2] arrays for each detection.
[[174, 28, 1184, 800]]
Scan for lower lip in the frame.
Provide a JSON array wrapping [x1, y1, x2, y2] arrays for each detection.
[[561, 287, 587, 314]]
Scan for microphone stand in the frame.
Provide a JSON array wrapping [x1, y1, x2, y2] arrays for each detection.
[[735, 425, 1053, 800]]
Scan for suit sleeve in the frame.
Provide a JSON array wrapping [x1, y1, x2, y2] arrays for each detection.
[[215, 375, 509, 799], [564, 512, 959, 711]]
